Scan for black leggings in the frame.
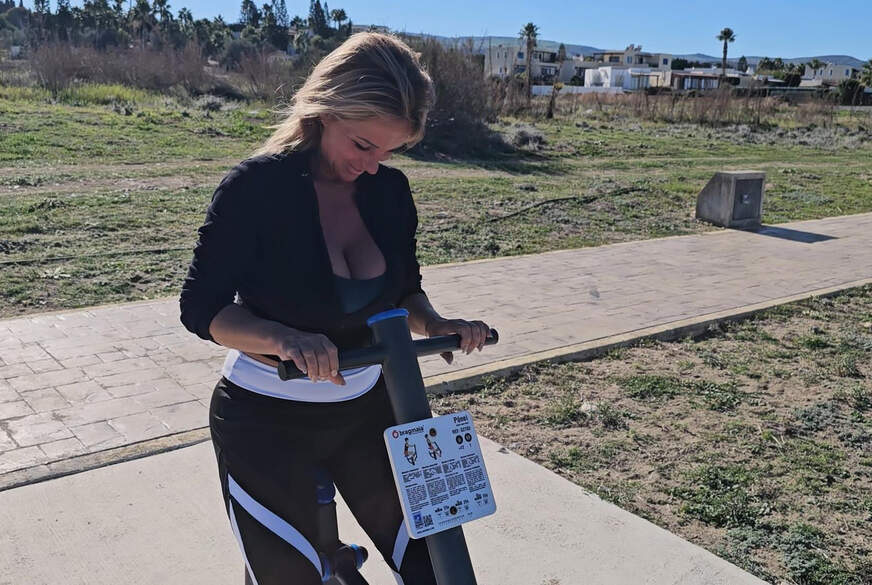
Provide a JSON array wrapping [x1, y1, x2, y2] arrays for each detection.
[[209, 376, 437, 585]]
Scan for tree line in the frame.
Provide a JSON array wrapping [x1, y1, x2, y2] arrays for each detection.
[[0, 0, 351, 61]]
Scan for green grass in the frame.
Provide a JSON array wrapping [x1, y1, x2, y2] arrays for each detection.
[[430, 285, 872, 585], [1, 86, 871, 317]]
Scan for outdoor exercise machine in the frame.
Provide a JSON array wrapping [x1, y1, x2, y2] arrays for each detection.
[[277, 308, 499, 585]]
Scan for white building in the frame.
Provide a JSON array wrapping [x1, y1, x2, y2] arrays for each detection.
[[584, 66, 668, 90], [484, 41, 672, 87], [591, 44, 671, 70], [809, 63, 860, 85], [484, 43, 576, 83]]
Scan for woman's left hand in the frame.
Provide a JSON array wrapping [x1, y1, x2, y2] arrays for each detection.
[[425, 318, 492, 364]]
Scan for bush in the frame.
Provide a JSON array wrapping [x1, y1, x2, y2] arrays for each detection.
[[838, 79, 864, 106], [29, 43, 84, 92], [506, 123, 545, 148], [404, 36, 509, 158], [220, 38, 259, 71]]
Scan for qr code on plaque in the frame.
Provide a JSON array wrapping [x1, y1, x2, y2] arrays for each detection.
[[413, 512, 434, 529]]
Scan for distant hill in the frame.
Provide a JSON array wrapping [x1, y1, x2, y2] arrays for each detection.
[[396, 32, 866, 68], [400, 33, 602, 57]]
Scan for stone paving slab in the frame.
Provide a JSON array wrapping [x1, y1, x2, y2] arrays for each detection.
[[1, 213, 871, 479]]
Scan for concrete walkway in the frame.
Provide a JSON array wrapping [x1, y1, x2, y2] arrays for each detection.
[[0, 435, 766, 585], [2, 213, 871, 584], [2, 213, 872, 485]]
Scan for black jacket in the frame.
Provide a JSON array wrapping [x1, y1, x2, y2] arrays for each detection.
[[179, 151, 425, 350]]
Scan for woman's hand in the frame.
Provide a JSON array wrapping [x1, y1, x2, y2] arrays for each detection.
[[275, 328, 345, 385], [425, 318, 492, 364]]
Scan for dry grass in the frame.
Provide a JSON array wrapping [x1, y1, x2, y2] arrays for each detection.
[[29, 43, 212, 94]]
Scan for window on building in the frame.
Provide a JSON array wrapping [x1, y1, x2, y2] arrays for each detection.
[[609, 56, 620, 63], [626, 56, 632, 64], [518, 52, 524, 59], [663, 58, 668, 65], [845, 69, 850, 76]]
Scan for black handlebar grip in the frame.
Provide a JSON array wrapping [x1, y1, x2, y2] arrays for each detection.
[[277, 329, 499, 381]]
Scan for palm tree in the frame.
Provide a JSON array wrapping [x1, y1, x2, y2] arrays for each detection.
[[330, 8, 346, 32], [859, 59, 872, 87], [807, 58, 825, 79], [716, 27, 736, 80], [546, 43, 566, 119], [518, 22, 538, 107], [131, 0, 153, 48], [151, 0, 172, 37], [177, 7, 193, 38]]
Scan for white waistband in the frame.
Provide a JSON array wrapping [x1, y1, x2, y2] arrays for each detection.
[[221, 349, 381, 403]]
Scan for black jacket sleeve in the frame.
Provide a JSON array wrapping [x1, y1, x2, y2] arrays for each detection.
[[179, 162, 258, 342], [396, 171, 426, 305]]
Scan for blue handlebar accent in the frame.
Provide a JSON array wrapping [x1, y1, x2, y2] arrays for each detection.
[[366, 308, 409, 327]]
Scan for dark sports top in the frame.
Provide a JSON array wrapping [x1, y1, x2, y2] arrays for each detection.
[[334, 273, 386, 315], [179, 150, 425, 351]]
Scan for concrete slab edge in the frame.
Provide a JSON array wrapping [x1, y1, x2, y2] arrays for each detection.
[[0, 428, 211, 492], [2, 277, 870, 492]]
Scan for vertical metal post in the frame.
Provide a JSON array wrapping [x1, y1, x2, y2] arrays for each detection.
[[367, 310, 478, 585]]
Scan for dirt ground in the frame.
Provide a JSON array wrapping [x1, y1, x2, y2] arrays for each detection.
[[431, 286, 872, 585]]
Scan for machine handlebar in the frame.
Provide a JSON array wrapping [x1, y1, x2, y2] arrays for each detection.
[[277, 329, 499, 381]]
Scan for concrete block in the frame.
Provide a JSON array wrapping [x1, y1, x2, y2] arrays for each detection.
[[696, 170, 765, 228]]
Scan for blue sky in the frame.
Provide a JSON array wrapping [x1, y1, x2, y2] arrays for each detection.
[[28, 1, 872, 60]]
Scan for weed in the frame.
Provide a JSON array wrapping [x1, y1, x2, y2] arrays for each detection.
[[677, 359, 695, 372], [541, 395, 588, 428], [797, 333, 830, 350], [687, 380, 744, 411], [548, 446, 581, 470], [603, 347, 627, 361], [596, 401, 629, 430], [778, 524, 854, 585], [792, 402, 843, 433], [829, 352, 863, 378], [697, 349, 728, 369], [619, 374, 683, 400], [834, 382, 872, 412], [672, 464, 770, 528], [782, 439, 846, 493]]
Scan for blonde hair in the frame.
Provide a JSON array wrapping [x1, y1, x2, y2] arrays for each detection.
[[254, 33, 435, 156]]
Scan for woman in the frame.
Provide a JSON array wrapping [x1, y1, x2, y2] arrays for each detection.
[[179, 32, 491, 585]]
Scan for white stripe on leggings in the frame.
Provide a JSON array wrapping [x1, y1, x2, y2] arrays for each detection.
[[229, 500, 260, 585], [228, 474, 324, 579], [391, 521, 409, 579]]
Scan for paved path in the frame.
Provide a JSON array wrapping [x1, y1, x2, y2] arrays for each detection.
[[0, 437, 766, 585], [1, 213, 871, 480]]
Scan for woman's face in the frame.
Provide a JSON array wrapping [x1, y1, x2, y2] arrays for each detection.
[[318, 115, 412, 182]]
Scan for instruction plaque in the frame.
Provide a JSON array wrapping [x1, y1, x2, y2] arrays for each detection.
[[383, 410, 496, 539]]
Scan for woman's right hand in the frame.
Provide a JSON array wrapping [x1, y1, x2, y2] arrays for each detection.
[[275, 329, 346, 385]]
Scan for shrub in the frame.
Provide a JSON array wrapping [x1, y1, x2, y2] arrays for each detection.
[[220, 38, 259, 71], [838, 79, 864, 106], [235, 49, 300, 101], [29, 43, 84, 92], [404, 36, 509, 158], [506, 123, 545, 148]]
